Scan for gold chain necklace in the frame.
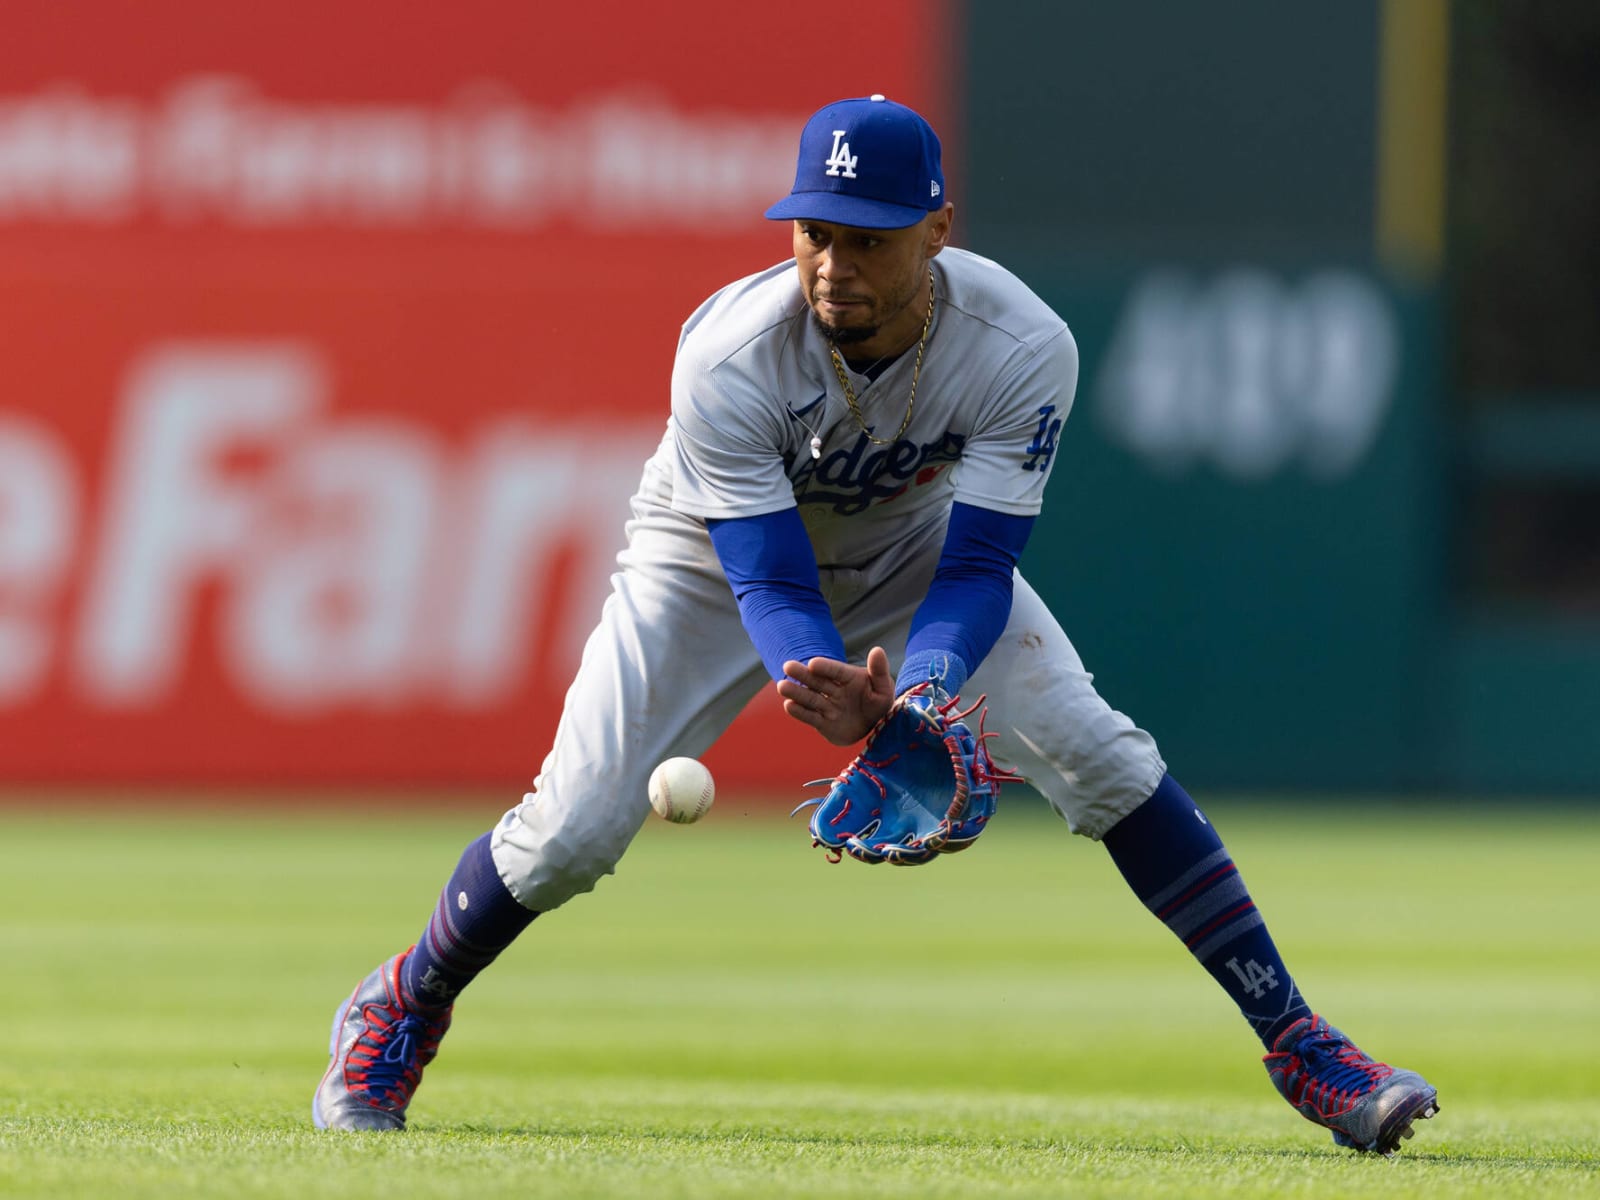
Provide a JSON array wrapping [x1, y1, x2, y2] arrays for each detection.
[[827, 267, 935, 446]]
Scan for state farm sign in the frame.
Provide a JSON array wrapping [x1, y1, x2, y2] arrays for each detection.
[[20, 344, 646, 711], [0, 338, 666, 776], [0, 77, 797, 231], [0, 0, 945, 786]]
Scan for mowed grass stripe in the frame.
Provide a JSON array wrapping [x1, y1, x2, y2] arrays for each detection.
[[2, 798, 1597, 1198]]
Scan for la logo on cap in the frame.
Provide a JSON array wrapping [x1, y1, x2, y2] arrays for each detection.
[[825, 130, 858, 178]]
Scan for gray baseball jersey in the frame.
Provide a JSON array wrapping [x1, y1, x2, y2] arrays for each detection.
[[668, 247, 1071, 563], [491, 247, 1165, 912]]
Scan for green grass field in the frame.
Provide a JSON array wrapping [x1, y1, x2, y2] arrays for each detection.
[[3, 795, 1598, 1198]]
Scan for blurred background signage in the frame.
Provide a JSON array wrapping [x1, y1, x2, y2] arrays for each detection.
[[3, 0, 1596, 794]]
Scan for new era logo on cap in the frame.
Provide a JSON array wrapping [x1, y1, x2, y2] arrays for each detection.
[[765, 94, 946, 230]]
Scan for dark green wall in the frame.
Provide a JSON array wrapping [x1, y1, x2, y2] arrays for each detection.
[[963, 0, 1380, 264], [1016, 269, 1442, 790], [958, 1, 1600, 793]]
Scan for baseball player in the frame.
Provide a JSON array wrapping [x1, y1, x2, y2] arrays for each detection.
[[313, 95, 1439, 1155]]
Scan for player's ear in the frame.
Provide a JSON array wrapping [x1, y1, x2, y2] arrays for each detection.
[[924, 203, 955, 257]]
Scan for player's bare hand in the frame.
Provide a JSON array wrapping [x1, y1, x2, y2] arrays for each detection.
[[777, 645, 896, 746]]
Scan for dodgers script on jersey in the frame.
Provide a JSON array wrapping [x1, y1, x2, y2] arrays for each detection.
[[660, 247, 1075, 566]]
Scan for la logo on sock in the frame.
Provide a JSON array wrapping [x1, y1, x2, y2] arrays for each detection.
[[1226, 957, 1280, 1000]]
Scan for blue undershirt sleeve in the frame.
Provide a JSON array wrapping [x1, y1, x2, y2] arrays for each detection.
[[896, 501, 1035, 695], [705, 509, 846, 682]]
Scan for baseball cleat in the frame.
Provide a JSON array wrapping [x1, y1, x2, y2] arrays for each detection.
[[1264, 1014, 1439, 1155], [312, 949, 451, 1131]]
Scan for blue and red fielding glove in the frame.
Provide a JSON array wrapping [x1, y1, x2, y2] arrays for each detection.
[[793, 680, 1020, 866]]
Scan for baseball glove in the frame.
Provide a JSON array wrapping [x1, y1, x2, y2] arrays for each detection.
[[793, 681, 1019, 865]]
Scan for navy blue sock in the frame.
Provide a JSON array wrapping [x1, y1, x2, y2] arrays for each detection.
[[401, 832, 538, 1014], [1102, 774, 1311, 1049]]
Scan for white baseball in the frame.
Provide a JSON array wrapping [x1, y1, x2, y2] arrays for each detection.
[[647, 757, 715, 824]]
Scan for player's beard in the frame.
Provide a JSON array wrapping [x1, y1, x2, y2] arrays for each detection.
[[810, 311, 877, 345], [808, 288, 883, 344], [808, 265, 923, 348]]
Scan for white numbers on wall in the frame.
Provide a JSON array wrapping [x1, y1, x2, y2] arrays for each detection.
[[1094, 269, 1399, 481]]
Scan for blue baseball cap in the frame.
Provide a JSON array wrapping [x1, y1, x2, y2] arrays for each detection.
[[765, 94, 945, 230]]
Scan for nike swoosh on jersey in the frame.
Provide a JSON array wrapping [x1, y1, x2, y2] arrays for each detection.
[[785, 393, 826, 420]]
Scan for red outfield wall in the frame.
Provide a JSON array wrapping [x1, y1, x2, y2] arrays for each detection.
[[0, 2, 953, 787]]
